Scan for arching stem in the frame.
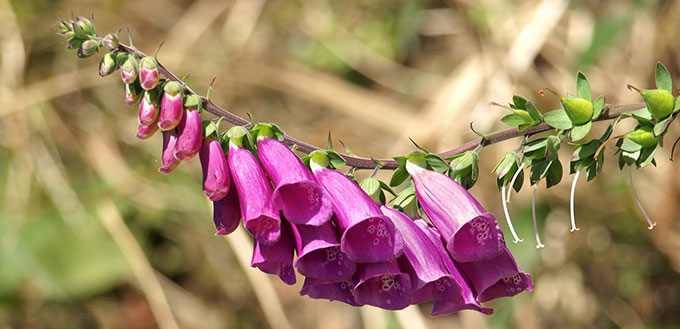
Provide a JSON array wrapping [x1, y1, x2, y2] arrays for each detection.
[[532, 185, 545, 248], [505, 163, 525, 203], [501, 185, 524, 243], [628, 167, 657, 230], [569, 171, 581, 232]]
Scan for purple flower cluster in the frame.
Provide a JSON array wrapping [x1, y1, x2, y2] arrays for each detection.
[[156, 122, 533, 315]]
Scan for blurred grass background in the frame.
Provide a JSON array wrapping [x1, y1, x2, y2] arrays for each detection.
[[2, 0, 680, 328]]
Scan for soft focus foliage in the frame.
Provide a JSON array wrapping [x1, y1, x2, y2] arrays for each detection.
[[2, 0, 680, 328]]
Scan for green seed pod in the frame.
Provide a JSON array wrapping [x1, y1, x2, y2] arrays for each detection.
[[560, 97, 593, 125], [626, 126, 659, 148], [640, 89, 674, 120]]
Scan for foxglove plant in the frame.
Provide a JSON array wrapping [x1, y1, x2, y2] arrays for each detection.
[[199, 138, 230, 201], [251, 223, 296, 285], [290, 220, 356, 281], [300, 277, 361, 307], [352, 260, 412, 310], [212, 180, 240, 236], [158, 81, 184, 131], [457, 247, 534, 302], [159, 130, 180, 174], [173, 106, 202, 161]]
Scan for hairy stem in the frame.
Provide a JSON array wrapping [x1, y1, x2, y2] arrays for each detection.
[[114, 42, 644, 170]]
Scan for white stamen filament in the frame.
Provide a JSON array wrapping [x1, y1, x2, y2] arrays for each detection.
[[505, 163, 525, 203], [569, 171, 581, 232], [532, 185, 545, 248], [501, 185, 524, 243], [628, 167, 657, 230]]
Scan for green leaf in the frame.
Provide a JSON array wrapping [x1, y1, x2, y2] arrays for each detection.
[[592, 95, 605, 120], [629, 108, 654, 123], [393, 156, 407, 165], [501, 113, 529, 128], [525, 101, 543, 122], [425, 154, 449, 173], [619, 138, 642, 153], [569, 121, 592, 141], [544, 110, 574, 129], [512, 169, 524, 192], [378, 180, 396, 197], [529, 159, 550, 185], [512, 95, 527, 109], [544, 135, 561, 161], [656, 61, 673, 93], [577, 72, 591, 101], [653, 116, 672, 137], [390, 165, 409, 187], [637, 147, 656, 168], [545, 160, 563, 188], [326, 151, 346, 170]]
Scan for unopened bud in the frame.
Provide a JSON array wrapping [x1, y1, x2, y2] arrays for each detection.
[[159, 130, 181, 173], [98, 52, 116, 76], [136, 120, 159, 139], [139, 56, 160, 90], [158, 81, 184, 131], [174, 109, 203, 161], [77, 39, 98, 58], [102, 33, 119, 51], [138, 90, 160, 125], [120, 54, 139, 84], [72, 16, 94, 38], [124, 83, 142, 106]]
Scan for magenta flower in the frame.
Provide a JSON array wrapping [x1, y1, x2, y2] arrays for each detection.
[[120, 54, 138, 84], [352, 260, 412, 310], [300, 277, 362, 306], [406, 160, 505, 263], [199, 138, 230, 201], [136, 119, 159, 140], [290, 220, 356, 281], [138, 91, 159, 126], [257, 134, 332, 226], [124, 83, 141, 106], [414, 218, 492, 315], [158, 81, 183, 131], [310, 154, 403, 263], [251, 223, 296, 285], [139, 56, 160, 90], [457, 247, 533, 303], [159, 130, 180, 174], [173, 109, 202, 161], [212, 180, 240, 236], [228, 127, 280, 244]]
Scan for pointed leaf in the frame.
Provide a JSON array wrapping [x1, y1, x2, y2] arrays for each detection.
[[326, 151, 346, 170], [512, 95, 527, 109], [544, 135, 561, 161], [656, 61, 672, 93], [525, 101, 543, 122], [501, 113, 529, 128], [425, 154, 449, 173], [637, 147, 656, 169], [577, 72, 591, 101], [544, 110, 574, 129], [390, 165, 409, 187], [545, 160, 563, 188], [653, 116, 672, 137]]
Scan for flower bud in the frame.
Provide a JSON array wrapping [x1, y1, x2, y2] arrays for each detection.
[[139, 56, 160, 90], [98, 52, 116, 76], [57, 18, 71, 34], [159, 130, 181, 174], [158, 81, 184, 131], [71, 16, 94, 38], [200, 138, 230, 201], [173, 109, 202, 161], [124, 82, 142, 106], [138, 91, 160, 125], [136, 120, 159, 139], [77, 39, 98, 58], [102, 33, 119, 51], [120, 54, 139, 84]]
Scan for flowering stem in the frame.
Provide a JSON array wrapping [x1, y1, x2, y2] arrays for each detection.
[[532, 185, 545, 248], [628, 167, 657, 230], [112, 42, 644, 170], [501, 185, 524, 243], [505, 163, 525, 203], [569, 171, 581, 232]]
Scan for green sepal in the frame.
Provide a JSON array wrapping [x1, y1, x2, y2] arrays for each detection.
[[425, 154, 449, 173], [637, 147, 656, 169], [544, 135, 561, 161], [393, 156, 407, 165], [655, 61, 672, 93], [617, 137, 642, 153], [530, 159, 562, 188], [225, 125, 256, 151], [569, 121, 592, 141], [252, 123, 285, 142], [202, 119, 221, 140], [493, 151, 522, 192], [390, 165, 409, 187], [183, 94, 201, 110], [674, 95, 680, 114], [545, 160, 563, 188], [591, 95, 605, 120], [544, 109, 574, 129], [391, 187, 419, 219], [653, 115, 673, 137], [576, 72, 591, 101], [524, 101, 543, 122], [360, 178, 385, 204], [326, 150, 346, 170], [448, 151, 479, 189]]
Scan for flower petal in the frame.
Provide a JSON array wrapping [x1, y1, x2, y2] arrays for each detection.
[[213, 178, 240, 236], [457, 247, 533, 303], [199, 138, 230, 201], [291, 221, 356, 281], [174, 109, 202, 161], [159, 130, 180, 174], [251, 223, 296, 285], [352, 260, 412, 310], [300, 277, 362, 307]]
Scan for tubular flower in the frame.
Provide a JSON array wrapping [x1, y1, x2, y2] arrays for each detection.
[[290, 219, 356, 281], [212, 179, 240, 236], [457, 247, 534, 303], [414, 219, 492, 315], [251, 223, 296, 285], [300, 277, 362, 307], [136, 117, 159, 140], [352, 260, 412, 310], [199, 138, 230, 201], [406, 159, 505, 263], [381, 206, 480, 312], [173, 109, 202, 161], [257, 134, 332, 226], [120, 54, 138, 84], [310, 153, 403, 263], [159, 130, 181, 174], [139, 56, 160, 90], [138, 91, 159, 126], [158, 81, 184, 131], [228, 127, 280, 244]]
